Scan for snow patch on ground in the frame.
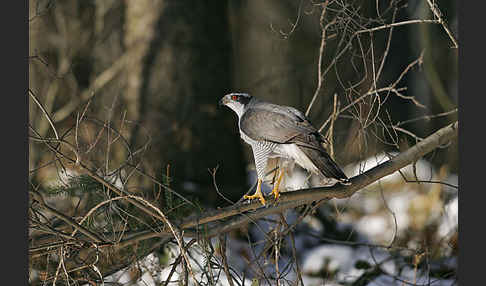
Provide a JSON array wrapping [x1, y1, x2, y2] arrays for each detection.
[[438, 195, 458, 237]]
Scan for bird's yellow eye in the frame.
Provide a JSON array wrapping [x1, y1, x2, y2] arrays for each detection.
[[231, 95, 238, 101]]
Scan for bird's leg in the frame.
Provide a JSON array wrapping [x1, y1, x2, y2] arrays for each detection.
[[244, 178, 266, 206], [270, 168, 285, 200]]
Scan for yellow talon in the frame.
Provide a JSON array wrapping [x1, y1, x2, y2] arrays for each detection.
[[270, 169, 285, 200], [244, 179, 266, 206]]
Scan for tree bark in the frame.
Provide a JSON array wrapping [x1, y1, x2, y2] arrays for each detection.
[[123, 0, 163, 130]]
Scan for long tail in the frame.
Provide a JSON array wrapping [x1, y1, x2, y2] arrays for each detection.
[[298, 146, 350, 184]]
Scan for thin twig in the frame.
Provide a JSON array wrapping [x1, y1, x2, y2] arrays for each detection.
[[210, 165, 234, 205], [219, 235, 236, 286], [29, 89, 59, 140], [305, 1, 331, 117], [357, 19, 440, 34], [425, 0, 458, 48], [30, 190, 105, 244]]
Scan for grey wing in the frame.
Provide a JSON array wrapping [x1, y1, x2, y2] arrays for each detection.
[[240, 106, 317, 144], [284, 106, 307, 121]]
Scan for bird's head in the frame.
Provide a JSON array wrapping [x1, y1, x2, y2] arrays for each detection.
[[219, 93, 253, 117]]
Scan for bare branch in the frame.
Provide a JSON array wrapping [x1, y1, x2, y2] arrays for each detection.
[[29, 89, 59, 140], [305, 1, 331, 117], [425, 0, 458, 48], [114, 121, 457, 244]]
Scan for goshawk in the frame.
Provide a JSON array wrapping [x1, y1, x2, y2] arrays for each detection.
[[219, 93, 350, 205]]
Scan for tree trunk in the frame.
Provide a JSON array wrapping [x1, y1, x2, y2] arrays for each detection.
[[131, 0, 247, 205]]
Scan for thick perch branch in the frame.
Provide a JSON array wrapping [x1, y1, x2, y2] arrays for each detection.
[[31, 122, 458, 249], [121, 120, 458, 243]]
